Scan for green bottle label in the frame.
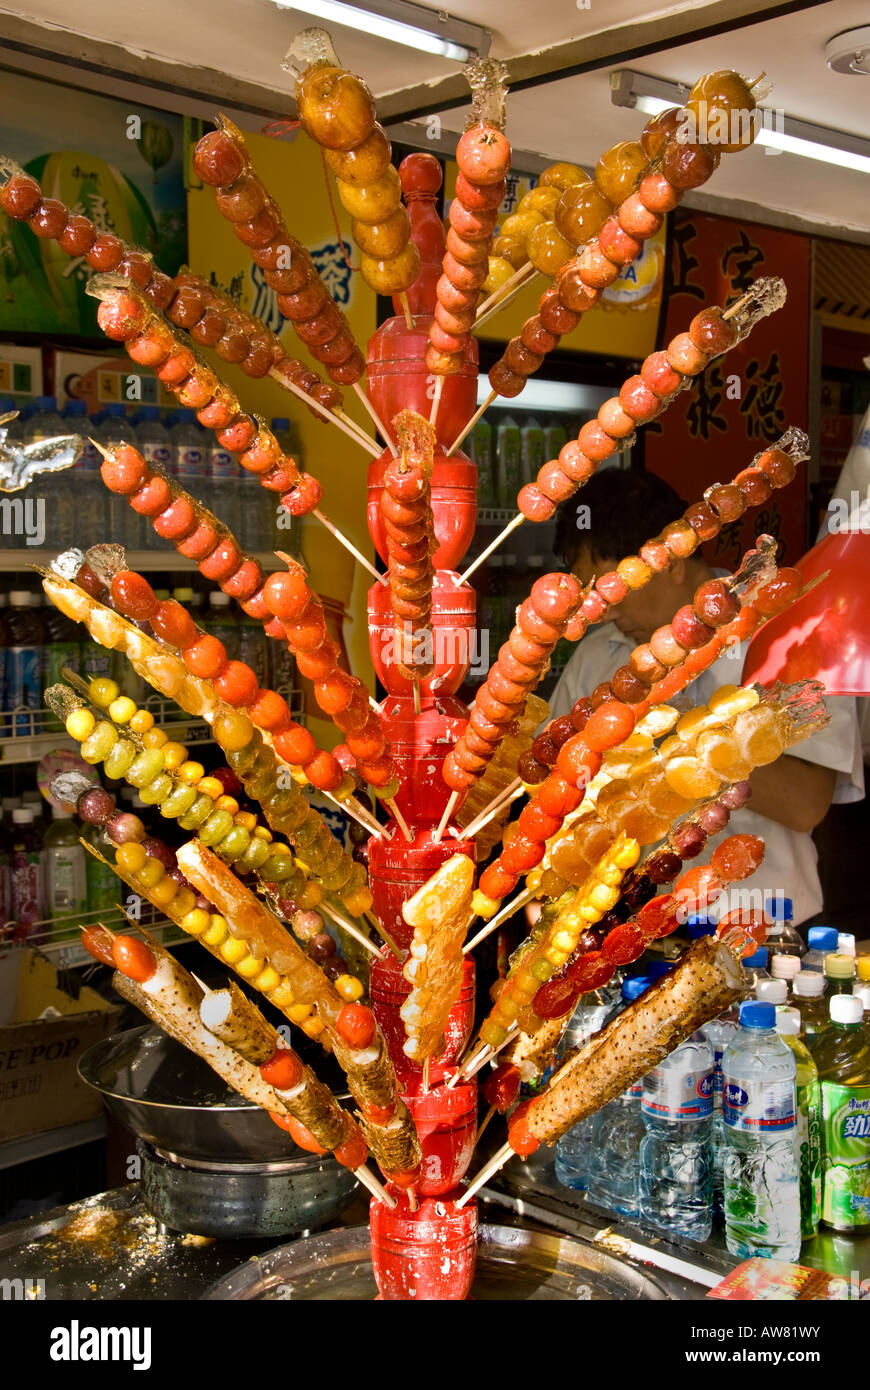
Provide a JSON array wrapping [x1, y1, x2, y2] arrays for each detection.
[[796, 1078, 822, 1236], [821, 1081, 870, 1228]]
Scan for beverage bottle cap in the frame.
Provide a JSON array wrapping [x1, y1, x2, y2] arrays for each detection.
[[173, 587, 195, 604], [104, 402, 126, 417], [33, 395, 58, 410], [807, 926, 838, 952], [621, 975, 649, 1001], [9, 590, 35, 605], [64, 399, 87, 415], [740, 1000, 775, 1029], [743, 946, 768, 969], [271, 417, 290, 431], [857, 956, 870, 982], [209, 592, 231, 607], [775, 1007, 801, 1037], [826, 953, 856, 981], [687, 913, 716, 939], [755, 979, 787, 1004], [838, 933, 856, 957], [830, 995, 863, 1025], [767, 896, 793, 920], [793, 972, 825, 997], [12, 808, 34, 824], [853, 985, 870, 1012], [645, 961, 673, 981], [771, 955, 801, 980]]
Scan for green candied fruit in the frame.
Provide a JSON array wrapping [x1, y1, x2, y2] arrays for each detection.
[[530, 957, 556, 983], [215, 824, 251, 862], [178, 794, 218, 830], [159, 784, 198, 819], [127, 748, 166, 788], [138, 774, 174, 805], [228, 737, 261, 777], [293, 813, 320, 851], [80, 721, 119, 765], [272, 795, 309, 835], [104, 738, 137, 780], [260, 849, 296, 881], [198, 809, 236, 847], [324, 856, 352, 891], [238, 834, 272, 873], [262, 787, 298, 818]]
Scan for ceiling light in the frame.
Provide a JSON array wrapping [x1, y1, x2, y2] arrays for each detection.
[[825, 26, 870, 76], [273, 0, 490, 62], [611, 69, 870, 176]]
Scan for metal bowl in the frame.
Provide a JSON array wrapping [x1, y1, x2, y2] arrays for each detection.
[[202, 1223, 671, 1300], [79, 1024, 311, 1163]]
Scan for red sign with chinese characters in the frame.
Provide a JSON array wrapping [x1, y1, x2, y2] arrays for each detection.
[[646, 210, 811, 568]]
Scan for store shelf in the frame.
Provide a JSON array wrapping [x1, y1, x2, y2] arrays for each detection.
[[0, 549, 286, 574], [2, 901, 188, 969], [0, 1118, 106, 1171], [1, 694, 212, 765]]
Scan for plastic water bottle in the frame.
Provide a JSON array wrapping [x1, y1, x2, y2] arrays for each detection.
[[93, 404, 132, 541], [554, 981, 624, 1190], [24, 396, 70, 547], [42, 800, 87, 934], [742, 946, 771, 993], [135, 406, 172, 548], [776, 1006, 822, 1240], [207, 591, 240, 662], [638, 1033, 714, 1240], [721, 1000, 801, 1260], [770, 954, 801, 995], [803, 926, 839, 972], [207, 424, 236, 530], [705, 1004, 739, 1212], [62, 400, 106, 544], [764, 896, 805, 958], [793, 971, 829, 1050], [170, 409, 205, 492], [815, 995, 870, 1231], [586, 975, 651, 1216]]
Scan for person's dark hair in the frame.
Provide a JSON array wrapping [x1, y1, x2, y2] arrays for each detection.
[[554, 466, 689, 570]]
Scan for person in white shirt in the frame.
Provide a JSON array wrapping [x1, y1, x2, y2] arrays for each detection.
[[548, 469, 864, 929]]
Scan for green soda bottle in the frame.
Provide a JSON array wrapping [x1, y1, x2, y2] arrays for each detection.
[[776, 1006, 822, 1238], [815, 994, 870, 1231], [471, 418, 495, 508], [825, 953, 856, 995]]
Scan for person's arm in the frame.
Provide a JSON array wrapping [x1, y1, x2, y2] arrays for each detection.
[[746, 755, 837, 834]]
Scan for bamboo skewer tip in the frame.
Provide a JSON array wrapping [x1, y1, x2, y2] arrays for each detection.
[[433, 790, 459, 845], [353, 381, 398, 458], [455, 1142, 513, 1207], [385, 797, 413, 844], [458, 513, 525, 585], [446, 390, 497, 458]]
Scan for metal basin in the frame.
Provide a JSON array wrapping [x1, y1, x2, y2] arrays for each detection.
[[202, 1223, 671, 1300]]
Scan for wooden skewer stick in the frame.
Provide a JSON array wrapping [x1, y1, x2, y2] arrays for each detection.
[[459, 777, 523, 841], [748, 71, 767, 90], [464, 1024, 519, 1079], [335, 794, 384, 838], [312, 509, 387, 585], [354, 1164, 397, 1207], [385, 797, 413, 844], [475, 1104, 496, 1146], [433, 790, 460, 845], [446, 390, 497, 458], [268, 369, 380, 458], [447, 1039, 490, 1088], [473, 273, 540, 335], [422, 1056, 430, 1094], [399, 291, 414, 331], [353, 381, 398, 457], [721, 287, 759, 322], [455, 1141, 514, 1207], [412, 679, 421, 716], [457, 513, 525, 584], [463, 887, 536, 956], [474, 262, 536, 323], [334, 408, 379, 452], [319, 900, 387, 962], [363, 909, 403, 962], [429, 375, 444, 427]]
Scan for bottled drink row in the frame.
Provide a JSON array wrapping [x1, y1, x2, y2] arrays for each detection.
[[0, 585, 292, 735], [1, 395, 302, 555], [555, 916, 870, 1258], [469, 416, 569, 511]]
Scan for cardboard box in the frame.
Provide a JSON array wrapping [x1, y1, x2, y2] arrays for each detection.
[[0, 343, 42, 400], [0, 949, 121, 1143], [45, 348, 177, 411]]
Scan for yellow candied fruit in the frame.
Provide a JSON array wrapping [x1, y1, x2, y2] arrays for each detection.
[[526, 869, 544, 894], [708, 683, 759, 717], [135, 858, 165, 889], [546, 947, 570, 966], [612, 837, 641, 870], [197, 776, 224, 801], [178, 760, 205, 785], [149, 877, 179, 908], [335, 974, 364, 1002], [480, 1019, 509, 1048], [203, 915, 229, 946], [617, 555, 653, 589], [586, 882, 620, 913], [234, 811, 257, 833], [65, 708, 95, 741], [269, 980, 295, 1008], [107, 696, 138, 725], [286, 1002, 313, 1023], [341, 889, 370, 915], [253, 965, 281, 992], [129, 708, 155, 734], [88, 677, 119, 708], [181, 908, 210, 937], [237, 953, 265, 978], [174, 888, 196, 917], [552, 929, 577, 953], [216, 795, 239, 815], [220, 937, 248, 964], [299, 881, 323, 909], [142, 728, 168, 749], [161, 741, 188, 771], [472, 890, 499, 920], [116, 842, 147, 873], [300, 1015, 325, 1040], [253, 826, 273, 842]]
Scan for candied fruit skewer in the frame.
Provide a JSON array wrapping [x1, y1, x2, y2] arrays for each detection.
[[40, 571, 374, 919], [382, 410, 437, 694], [400, 854, 475, 1064], [284, 29, 420, 315], [176, 841, 422, 1188], [455, 693, 549, 856]]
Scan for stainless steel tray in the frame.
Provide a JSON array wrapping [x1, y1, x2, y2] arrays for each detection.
[[202, 1222, 671, 1300]]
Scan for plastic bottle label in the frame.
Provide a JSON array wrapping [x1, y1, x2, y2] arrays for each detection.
[[642, 1066, 714, 1121], [141, 443, 171, 472], [821, 1082, 870, 1229], [175, 446, 204, 478], [208, 446, 235, 479], [796, 1078, 822, 1237], [45, 846, 86, 917], [6, 647, 40, 731], [628, 1081, 643, 1100], [723, 1075, 797, 1131], [11, 852, 41, 928], [77, 437, 101, 472]]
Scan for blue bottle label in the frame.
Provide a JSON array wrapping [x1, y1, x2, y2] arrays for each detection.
[[176, 447, 204, 478], [723, 1075, 796, 1131], [642, 1066, 714, 1121], [208, 447, 235, 479], [77, 437, 101, 472], [142, 443, 171, 473], [6, 646, 40, 729]]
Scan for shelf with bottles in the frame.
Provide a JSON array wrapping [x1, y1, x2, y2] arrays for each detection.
[[1, 900, 187, 971], [0, 693, 214, 766]]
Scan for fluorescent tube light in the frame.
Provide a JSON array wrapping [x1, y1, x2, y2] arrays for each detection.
[[273, 0, 489, 62]]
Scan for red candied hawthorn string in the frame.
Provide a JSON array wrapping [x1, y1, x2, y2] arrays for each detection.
[[381, 411, 437, 700], [192, 119, 365, 390]]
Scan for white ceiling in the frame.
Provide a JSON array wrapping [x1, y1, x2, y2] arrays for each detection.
[[2, 0, 870, 234]]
